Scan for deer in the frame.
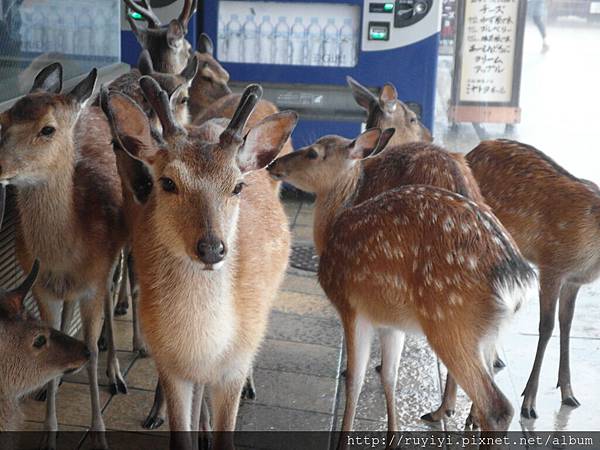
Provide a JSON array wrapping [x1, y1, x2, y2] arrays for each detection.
[[0, 259, 90, 433], [100, 79, 296, 450], [0, 63, 129, 450], [266, 129, 535, 448], [466, 139, 600, 419]]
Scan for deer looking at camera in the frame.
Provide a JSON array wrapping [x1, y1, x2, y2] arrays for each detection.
[[0, 63, 128, 449], [101, 80, 296, 450], [0, 259, 90, 434], [267, 129, 535, 447], [467, 140, 600, 419]]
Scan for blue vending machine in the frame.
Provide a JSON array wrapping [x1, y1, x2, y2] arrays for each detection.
[[121, 0, 200, 66], [203, 0, 441, 146]]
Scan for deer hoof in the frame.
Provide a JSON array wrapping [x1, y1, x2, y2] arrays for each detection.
[[465, 414, 480, 429], [420, 412, 438, 423], [142, 415, 165, 430], [241, 382, 256, 400], [375, 364, 382, 373], [520, 405, 538, 419], [110, 379, 128, 395], [562, 396, 580, 408]]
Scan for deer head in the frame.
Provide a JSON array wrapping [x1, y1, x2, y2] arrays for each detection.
[[124, 0, 196, 73], [101, 79, 297, 269], [189, 33, 232, 117], [267, 128, 393, 194], [0, 63, 97, 187], [347, 77, 432, 147], [0, 260, 90, 399]]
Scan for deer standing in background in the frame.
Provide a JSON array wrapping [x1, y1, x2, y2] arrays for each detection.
[[101, 80, 296, 450], [467, 140, 600, 419], [267, 129, 535, 447], [0, 63, 128, 450]]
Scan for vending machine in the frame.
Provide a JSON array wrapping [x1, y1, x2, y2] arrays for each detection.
[[202, 0, 442, 146], [121, 0, 199, 66]]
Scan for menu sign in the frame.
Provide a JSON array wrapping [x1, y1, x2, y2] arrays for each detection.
[[449, 0, 526, 123]]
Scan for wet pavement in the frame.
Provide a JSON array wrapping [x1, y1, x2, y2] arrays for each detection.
[[18, 17, 600, 447]]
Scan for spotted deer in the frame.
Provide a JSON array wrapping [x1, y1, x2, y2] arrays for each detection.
[[467, 139, 600, 419], [101, 80, 296, 450], [0, 63, 128, 449], [267, 129, 534, 446]]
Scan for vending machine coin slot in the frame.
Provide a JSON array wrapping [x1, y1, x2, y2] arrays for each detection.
[[368, 21, 390, 40], [394, 0, 432, 28]]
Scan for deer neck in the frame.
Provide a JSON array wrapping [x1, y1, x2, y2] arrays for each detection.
[[16, 140, 77, 263], [313, 163, 362, 255], [0, 396, 22, 431]]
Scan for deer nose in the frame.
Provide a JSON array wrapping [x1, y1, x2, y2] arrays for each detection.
[[196, 238, 226, 265]]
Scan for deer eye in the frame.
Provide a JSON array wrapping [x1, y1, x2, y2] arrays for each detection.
[[40, 126, 55, 137], [181, 96, 189, 104], [160, 177, 178, 194], [232, 182, 245, 196], [306, 149, 318, 160], [33, 335, 47, 348], [410, 117, 417, 124]]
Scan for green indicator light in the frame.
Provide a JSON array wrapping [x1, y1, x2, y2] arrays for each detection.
[[384, 3, 394, 11], [370, 31, 387, 39], [129, 11, 143, 20]]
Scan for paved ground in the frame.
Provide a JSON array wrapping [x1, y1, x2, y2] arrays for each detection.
[[18, 17, 600, 449]]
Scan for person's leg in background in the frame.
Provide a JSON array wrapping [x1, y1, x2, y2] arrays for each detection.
[[530, 0, 550, 53]]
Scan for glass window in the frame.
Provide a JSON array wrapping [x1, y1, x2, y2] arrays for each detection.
[[0, 0, 120, 103]]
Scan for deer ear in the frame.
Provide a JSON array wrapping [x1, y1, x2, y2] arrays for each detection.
[[1, 260, 40, 320], [379, 83, 398, 103], [180, 54, 199, 82], [167, 20, 185, 49], [68, 68, 97, 105], [198, 33, 214, 56], [347, 76, 376, 111], [237, 111, 298, 173], [348, 128, 382, 160], [370, 128, 395, 157], [31, 63, 63, 94], [138, 50, 154, 76], [169, 84, 187, 111]]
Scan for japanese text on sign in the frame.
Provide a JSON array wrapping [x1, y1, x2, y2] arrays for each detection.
[[459, 0, 519, 103]]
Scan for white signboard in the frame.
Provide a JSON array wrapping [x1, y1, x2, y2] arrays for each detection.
[[458, 0, 520, 103]]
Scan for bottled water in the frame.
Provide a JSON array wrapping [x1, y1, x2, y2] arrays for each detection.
[[290, 17, 305, 66], [241, 15, 258, 63], [322, 18, 339, 66], [45, 8, 59, 51], [63, 6, 76, 54], [20, 10, 34, 52], [77, 9, 93, 55], [225, 14, 242, 62], [273, 16, 290, 65], [306, 17, 322, 66], [31, 8, 44, 52], [92, 9, 107, 56], [217, 15, 226, 59], [339, 18, 356, 67], [258, 15, 274, 64]]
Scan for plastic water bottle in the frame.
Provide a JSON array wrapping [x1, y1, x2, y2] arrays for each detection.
[[20, 9, 34, 51], [273, 16, 290, 65], [217, 15, 227, 59], [290, 17, 305, 66], [31, 8, 44, 52], [241, 15, 258, 63], [339, 18, 356, 67], [322, 18, 339, 66], [258, 16, 274, 64], [306, 18, 322, 66], [225, 14, 242, 62], [92, 9, 107, 56]]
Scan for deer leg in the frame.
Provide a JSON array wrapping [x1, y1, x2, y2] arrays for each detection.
[[80, 294, 108, 450], [378, 328, 404, 433], [114, 251, 129, 317], [338, 312, 373, 450], [422, 373, 458, 422], [241, 367, 256, 400], [143, 380, 167, 429], [521, 273, 562, 419], [557, 282, 580, 407], [37, 296, 61, 450], [210, 376, 246, 450], [160, 371, 194, 450], [104, 288, 127, 395], [128, 253, 148, 357]]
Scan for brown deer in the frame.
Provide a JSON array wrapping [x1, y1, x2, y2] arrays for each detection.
[[124, 0, 196, 73], [0, 63, 128, 449], [101, 79, 296, 449], [467, 139, 600, 419], [266, 129, 535, 447]]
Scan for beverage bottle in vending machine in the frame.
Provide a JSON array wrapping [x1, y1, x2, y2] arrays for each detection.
[[273, 16, 290, 65], [225, 14, 243, 62], [218, 15, 227, 59], [306, 17, 322, 66], [290, 17, 305, 66], [339, 18, 356, 67], [258, 15, 274, 64], [322, 18, 339, 66], [242, 15, 259, 63]]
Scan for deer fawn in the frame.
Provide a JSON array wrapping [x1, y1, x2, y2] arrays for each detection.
[[267, 129, 534, 446], [101, 79, 296, 449], [0, 63, 128, 449], [467, 139, 600, 419]]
